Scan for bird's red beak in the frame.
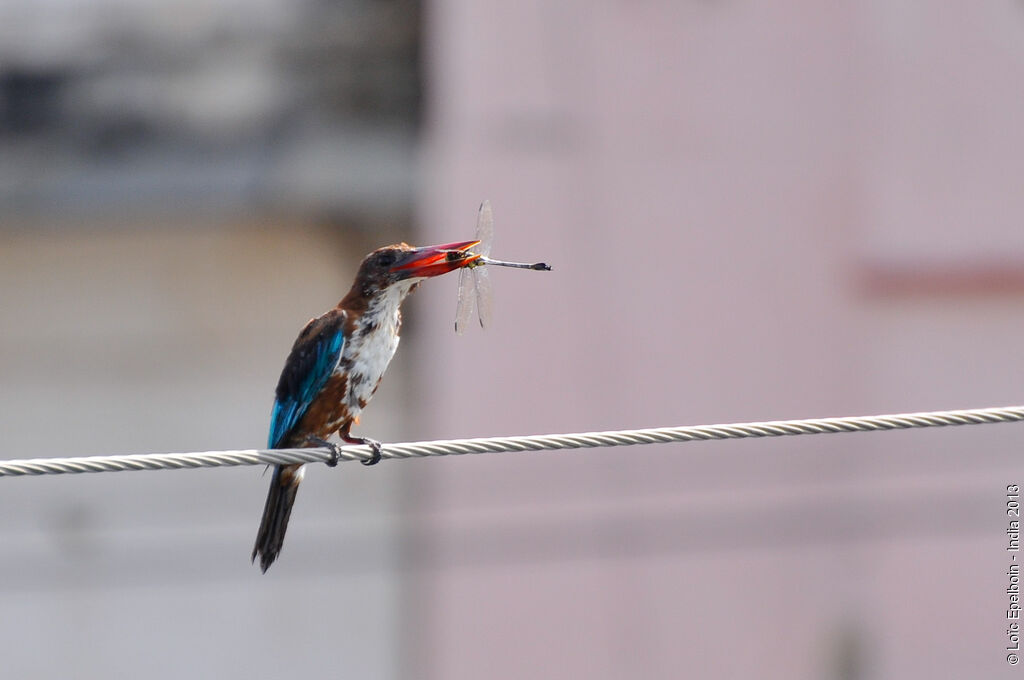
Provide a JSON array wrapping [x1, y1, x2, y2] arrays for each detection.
[[391, 240, 482, 278]]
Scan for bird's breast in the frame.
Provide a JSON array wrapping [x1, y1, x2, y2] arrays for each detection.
[[339, 311, 401, 415]]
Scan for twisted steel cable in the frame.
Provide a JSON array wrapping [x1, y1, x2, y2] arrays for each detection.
[[1, 405, 1022, 478]]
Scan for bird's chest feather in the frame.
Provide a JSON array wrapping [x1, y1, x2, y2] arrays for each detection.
[[337, 308, 401, 415]]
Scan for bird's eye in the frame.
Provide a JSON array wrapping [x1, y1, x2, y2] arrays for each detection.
[[378, 252, 396, 267]]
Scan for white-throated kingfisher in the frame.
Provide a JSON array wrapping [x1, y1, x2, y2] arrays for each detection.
[[252, 239, 480, 572]]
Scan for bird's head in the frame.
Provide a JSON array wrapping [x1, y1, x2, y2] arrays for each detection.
[[351, 240, 481, 298]]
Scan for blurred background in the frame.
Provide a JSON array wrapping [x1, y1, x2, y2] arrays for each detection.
[[1, 1, 1023, 678]]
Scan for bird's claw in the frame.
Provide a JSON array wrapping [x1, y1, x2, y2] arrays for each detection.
[[306, 436, 344, 467], [334, 434, 383, 466], [325, 442, 344, 467], [361, 439, 383, 466]]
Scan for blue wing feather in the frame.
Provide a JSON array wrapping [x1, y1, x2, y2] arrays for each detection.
[[268, 313, 346, 448]]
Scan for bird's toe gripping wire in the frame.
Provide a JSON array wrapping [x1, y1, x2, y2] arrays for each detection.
[[343, 435, 383, 466], [305, 436, 344, 467], [363, 440, 383, 466]]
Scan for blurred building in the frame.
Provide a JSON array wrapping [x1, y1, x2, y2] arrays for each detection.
[[0, 2, 422, 678], [2, 1, 1023, 679]]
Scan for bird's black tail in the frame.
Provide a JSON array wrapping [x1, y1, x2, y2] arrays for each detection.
[[252, 463, 304, 572]]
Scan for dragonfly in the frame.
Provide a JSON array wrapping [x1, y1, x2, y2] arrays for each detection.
[[453, 200, 551, 334]]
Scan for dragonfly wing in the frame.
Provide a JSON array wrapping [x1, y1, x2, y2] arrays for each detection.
[[453, 200, 495, 333], [474, 265, 493, 329], [477, 200, 494, 257], [455, 266, 476, 335]]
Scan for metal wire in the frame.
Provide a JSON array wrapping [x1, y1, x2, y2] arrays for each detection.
[[1, 404, 1022, 478]]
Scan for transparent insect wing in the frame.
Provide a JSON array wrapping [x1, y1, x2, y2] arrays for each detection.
[[476, 200, 494, 257], [455, 266, 476, 335], [455, 199, 497, 334], [474, 266, 493, 329]]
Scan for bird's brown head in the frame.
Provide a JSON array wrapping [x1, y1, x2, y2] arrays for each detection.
[[347, 240, 481, 300]]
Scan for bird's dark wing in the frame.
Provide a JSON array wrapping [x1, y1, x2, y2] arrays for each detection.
[[268, 309, 347, 448]]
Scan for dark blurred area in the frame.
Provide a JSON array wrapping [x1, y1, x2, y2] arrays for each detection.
[[0, 0, 420, 222]]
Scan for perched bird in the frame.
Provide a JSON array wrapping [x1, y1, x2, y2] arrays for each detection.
[[253, 239, 480, 572]]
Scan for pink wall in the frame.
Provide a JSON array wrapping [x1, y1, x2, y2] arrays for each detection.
[[407, 2, 1024, 677]]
